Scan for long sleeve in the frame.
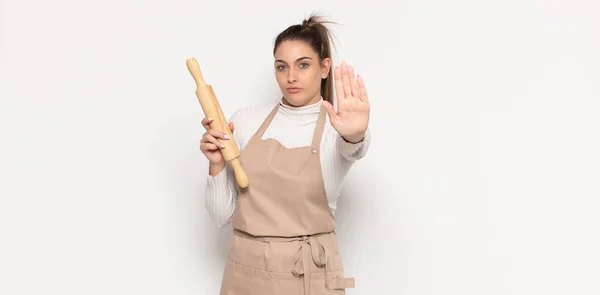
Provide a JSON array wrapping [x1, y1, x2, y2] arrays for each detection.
[[319, 124, 372, 214], [335, 128, 372, 161], [204, 163, 237, 227]]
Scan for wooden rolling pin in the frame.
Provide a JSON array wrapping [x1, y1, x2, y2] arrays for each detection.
[[186, 58, 248, 188]]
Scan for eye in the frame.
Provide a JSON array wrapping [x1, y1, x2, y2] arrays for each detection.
[[276, 64, 286, 71], [300, 62, 309, 68]]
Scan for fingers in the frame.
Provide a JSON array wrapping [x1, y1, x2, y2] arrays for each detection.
[[341, 61, 352, 98], [201, 117, 214, 131], [208, 129, 230, 141], [348, 64, 360, 99], [200, 141, 221, 152], [358, 74, 368, 103], [201, 130, 229, 151], [202, 133, 224, 149], [322, 100, 336, 121], [202, 117, 235, 135], [335, 61, 358, 100], [334, 65, 344, 102]]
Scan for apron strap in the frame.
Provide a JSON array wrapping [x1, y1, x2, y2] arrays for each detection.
[[310, 106, 327, 151], [291, 234, 355, 294], [327, 277, 356, 289], [253, 100, 328, 152], [254, 103, 280, 139]]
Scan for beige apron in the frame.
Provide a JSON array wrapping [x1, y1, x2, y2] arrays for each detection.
[[219, 103, 355, 295]]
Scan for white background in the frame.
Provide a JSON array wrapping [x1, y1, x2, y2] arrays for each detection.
[[1, 0, 599, 294]]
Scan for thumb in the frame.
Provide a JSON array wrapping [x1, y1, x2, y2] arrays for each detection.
[[229, 122, 235, 132], [322, 100, 336, 121]]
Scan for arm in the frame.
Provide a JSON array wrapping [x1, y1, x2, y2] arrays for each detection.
[[203, 110, 244, 227], [322, 61, 371, 161]]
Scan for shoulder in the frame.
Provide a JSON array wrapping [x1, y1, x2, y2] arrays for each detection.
[[228, 103, 275, 126]]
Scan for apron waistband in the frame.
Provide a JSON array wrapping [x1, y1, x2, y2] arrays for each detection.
[[233, 229, 355, 294]]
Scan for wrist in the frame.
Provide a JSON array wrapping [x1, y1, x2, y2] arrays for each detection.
[[342, 133, 365, 144], [209, 161, 226, 176]]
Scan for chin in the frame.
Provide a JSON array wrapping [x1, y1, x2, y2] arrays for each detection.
[[282, 92, 319, 107], [281, 95, 305, 106]]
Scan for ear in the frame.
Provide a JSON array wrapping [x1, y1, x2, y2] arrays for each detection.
[[320, 57, 332, 79]]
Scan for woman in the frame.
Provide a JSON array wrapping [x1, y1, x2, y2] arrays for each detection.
[[199, 13, 371, 294]]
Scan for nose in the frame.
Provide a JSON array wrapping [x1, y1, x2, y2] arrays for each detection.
[[287, 68, 298, 83]]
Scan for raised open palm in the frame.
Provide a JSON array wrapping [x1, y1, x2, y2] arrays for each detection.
[[322, 61, 370, 143]]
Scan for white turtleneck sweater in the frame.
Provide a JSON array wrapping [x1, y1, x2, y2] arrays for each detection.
[[204, 98, 371, 227]]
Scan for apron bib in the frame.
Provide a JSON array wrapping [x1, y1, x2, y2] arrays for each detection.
[[219, 102, 355, 294]]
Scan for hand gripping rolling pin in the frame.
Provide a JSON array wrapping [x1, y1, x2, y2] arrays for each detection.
[[186, 58, 249, 188]]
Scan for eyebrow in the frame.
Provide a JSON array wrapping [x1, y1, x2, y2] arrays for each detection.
[[274, 56, 313, 65]]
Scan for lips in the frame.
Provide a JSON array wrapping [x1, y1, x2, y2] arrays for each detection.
[[287, 87, 302, 94]]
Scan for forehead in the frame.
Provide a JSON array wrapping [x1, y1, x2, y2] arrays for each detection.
[[274, 40, 318, 61]]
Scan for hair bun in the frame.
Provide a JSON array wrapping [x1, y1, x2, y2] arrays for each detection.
[[302, 19, 312, 28]]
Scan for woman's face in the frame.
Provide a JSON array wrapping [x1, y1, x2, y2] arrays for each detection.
[[274, 40, 331, 107]]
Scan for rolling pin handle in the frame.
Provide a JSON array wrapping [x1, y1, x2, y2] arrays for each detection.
[[186, 58, 207, 87], [229, 158, 248, 188]]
